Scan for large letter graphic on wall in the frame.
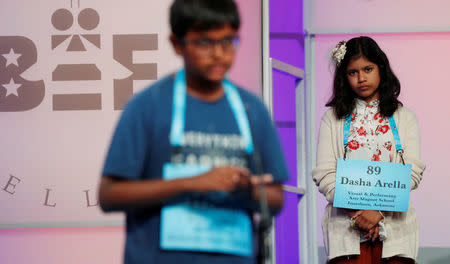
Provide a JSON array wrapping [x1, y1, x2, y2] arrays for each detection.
[[0, 36, 45, 111], [51, 7, 103, 111], [113, 34, 158, 110]]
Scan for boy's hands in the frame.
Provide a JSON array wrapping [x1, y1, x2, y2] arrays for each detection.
[[191, 166, 274, 193], [250, 174, 274, 186], [191, 166, 250, 192]]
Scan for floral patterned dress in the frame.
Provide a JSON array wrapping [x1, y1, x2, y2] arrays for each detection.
[[346, 99, 394, 162], [346, 98, 393, 242]]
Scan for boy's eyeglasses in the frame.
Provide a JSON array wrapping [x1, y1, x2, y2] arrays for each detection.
[[180, 36, 240, 56]]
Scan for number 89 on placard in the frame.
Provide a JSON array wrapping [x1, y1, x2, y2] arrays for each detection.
[[367, 166, 381, 175]]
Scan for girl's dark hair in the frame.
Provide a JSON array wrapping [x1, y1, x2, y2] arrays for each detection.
[[170, 0, 240, 39], [326, 36, 402, 119]]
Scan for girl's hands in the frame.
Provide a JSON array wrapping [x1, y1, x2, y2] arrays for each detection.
[[347, 210, 360, 219], [354, 210, 383, 231], [350, 210, 383, 241], [364, 225, 380, 242]]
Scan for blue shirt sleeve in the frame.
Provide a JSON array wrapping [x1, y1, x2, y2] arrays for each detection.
[[102, 93, 152, 180]]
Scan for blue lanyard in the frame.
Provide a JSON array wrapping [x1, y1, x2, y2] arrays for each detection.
[[169, 69, 254, 154], [343, 113, 404, 163]]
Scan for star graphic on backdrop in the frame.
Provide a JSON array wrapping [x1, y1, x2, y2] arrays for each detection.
[[2, 78, 22, 97], [2, 48, 22, 67]]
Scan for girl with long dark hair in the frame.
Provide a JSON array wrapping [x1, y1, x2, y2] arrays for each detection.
[[313, 36, 425, 264]]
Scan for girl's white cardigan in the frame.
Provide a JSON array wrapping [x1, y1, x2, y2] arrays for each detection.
[[313, 106, 426, 260]]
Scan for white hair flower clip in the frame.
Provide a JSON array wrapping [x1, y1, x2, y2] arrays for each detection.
[[331, 41, 346, 66]]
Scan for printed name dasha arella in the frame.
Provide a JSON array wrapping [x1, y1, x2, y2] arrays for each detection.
[[340, 177, 407, 189]]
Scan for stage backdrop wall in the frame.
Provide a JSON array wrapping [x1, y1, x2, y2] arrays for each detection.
[[310, 0, 450, 33], [0, 0, 261, 263]]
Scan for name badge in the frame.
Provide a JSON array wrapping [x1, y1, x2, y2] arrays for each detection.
[[334, 158, 412, 212], [160, 163, 253, 257]]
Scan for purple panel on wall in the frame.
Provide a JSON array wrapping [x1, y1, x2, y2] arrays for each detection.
[[275, 127, 299, 263], [269, 0, 303, 33], [275, 191, 302, 264], [272, 70, 297, 122], [269, 0, 304, 263], [269, 0, 304, 68], [276, 127, 297, 187], [270, 38, 305, 69]]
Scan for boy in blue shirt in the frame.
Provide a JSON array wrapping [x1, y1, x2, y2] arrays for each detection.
[[99, 1, 289, 263]]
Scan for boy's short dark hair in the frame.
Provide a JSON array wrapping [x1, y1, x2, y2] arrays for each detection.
[[170, 0, 240, 39]]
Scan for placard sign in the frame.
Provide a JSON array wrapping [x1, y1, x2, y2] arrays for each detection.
[[334, 158, 412, 212]]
